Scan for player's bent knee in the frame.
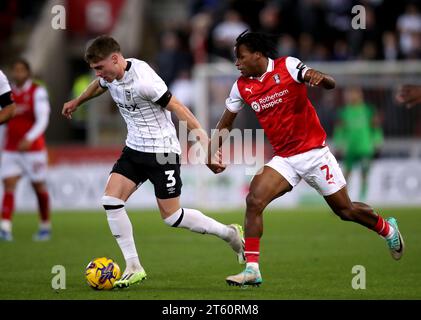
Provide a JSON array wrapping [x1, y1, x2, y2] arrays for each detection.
[[246, 193, 267, 213], [101, 195, 125, 211]]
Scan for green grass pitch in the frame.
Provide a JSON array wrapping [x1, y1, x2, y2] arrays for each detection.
[[0, 207, 420, 300]]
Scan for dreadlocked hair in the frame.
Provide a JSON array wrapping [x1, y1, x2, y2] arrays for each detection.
[[235, 30, 279, 59]]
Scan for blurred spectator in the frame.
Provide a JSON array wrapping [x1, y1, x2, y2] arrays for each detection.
[[0, 1, 18, 44], [189, 12, 213, 64], [258, 2, 282, 35], [396, 84, 421, 108], [277, 34, 298, 57], [188, 0, 224, 17], [332, 39, 350, 61], [325, 0, 354, 39], [313, 43, 331, 61], [297, 33, 315, 61], [333, 87, 383, 200], [348, 5, 382, 59], [170, 70, 194, 110], [210, 10, 249, 61], [382, 31, 400, 60], [298, 0, 328, 40], [358, 40, 379, 60], [156, 30, 193, 86], [397, 3, 421, 59]]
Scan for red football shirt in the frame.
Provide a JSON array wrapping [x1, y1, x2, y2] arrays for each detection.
[[226, 57, 326, 158], [5, 80, 49, 151]]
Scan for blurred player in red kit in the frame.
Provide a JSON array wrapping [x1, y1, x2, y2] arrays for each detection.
[[0, 59, 51, 242], [207, 32, 404, 286]]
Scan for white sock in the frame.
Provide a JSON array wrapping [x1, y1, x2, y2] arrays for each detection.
[[0, 219, 12, 233], [102, 196, 142, 270], [246, 262, 259, 271], [164, 208, 233, 241], [39, 221, 51, 231]]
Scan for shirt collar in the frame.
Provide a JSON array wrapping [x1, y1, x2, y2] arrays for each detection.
[[114, 60, 132, 83], [12, 79, 32, 93], [125, 60, 132, 71]]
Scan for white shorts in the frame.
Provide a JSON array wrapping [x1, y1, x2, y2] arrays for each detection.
[[0, 150, 48, 182], [266, 147, 346, 196]]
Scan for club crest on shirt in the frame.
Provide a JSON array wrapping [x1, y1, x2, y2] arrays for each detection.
[[251, 101, 261, 112], [125, 90, 131, 101], [273, 74, 281, 84]]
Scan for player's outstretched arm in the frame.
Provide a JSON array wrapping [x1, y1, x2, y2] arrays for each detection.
[[166, 95, 209, 142], [396, 84, 421, 108], [304, 69, 336, 90], [166, 96, 227, 173], [206, 109, 238, 174], [62, 79, 107, 119]]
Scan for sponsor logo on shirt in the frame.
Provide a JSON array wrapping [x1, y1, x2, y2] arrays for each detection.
[[125, 90, 131, 101], [251, 101, 261, 112], [250, 89, 289, 112]]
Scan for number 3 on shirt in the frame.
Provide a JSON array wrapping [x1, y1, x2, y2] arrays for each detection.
[[165, 170, 176, 187]]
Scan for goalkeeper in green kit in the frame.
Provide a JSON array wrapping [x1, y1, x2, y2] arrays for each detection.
[[333, 87, 383, 201]]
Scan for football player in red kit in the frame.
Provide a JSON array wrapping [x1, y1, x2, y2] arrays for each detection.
[[207, 32, 404, 286], [0, 59, 51, 241]]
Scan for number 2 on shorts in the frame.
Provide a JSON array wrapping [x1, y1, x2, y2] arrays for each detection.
[[320, 164, 333, 181]]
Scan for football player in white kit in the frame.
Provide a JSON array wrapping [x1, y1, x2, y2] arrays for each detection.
[[62, 35, 244, 288], [0, 70, 16, 124]]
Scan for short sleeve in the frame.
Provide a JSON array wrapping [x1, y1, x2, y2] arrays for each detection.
[[134, 62, 168, 103], [0, 70, 12, 96], [225, 81, 245, 113], [285, 56, 311, 83], [34, 86, 51, 113]]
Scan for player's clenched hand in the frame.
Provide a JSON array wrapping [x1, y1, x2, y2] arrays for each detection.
[[207, 149, 226, 174], [62, 99, 79, 120], [305, 69, 335, 89], [307, 70, 325, 87]]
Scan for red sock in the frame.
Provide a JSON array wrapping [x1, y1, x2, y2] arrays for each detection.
[[245, 237, 260, 263], [36, 191, 50, 222], [1, 192, 14, 221], [373, 215, 390, 237]]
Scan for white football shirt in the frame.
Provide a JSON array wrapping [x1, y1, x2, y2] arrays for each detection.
[[0, 70, 12, 98], [99, 58, 181, 154]]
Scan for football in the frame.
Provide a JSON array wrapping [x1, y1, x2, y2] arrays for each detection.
[[85, 257, 121, 290]]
